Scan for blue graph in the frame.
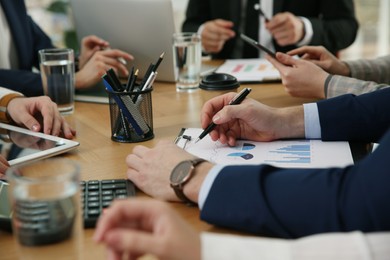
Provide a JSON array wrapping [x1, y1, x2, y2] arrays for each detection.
[[227, 142, 255, 160], [265, 141, 311, 164]]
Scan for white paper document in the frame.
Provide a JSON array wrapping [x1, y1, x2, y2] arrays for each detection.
[[175, 128, 354, 168], [216, 58, 281, 82]]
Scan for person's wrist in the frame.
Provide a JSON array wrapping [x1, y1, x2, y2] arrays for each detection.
[[75, 71, 87, 89], [277, 106, 305, 139], [340, 62, 351, 77], [183, 161, 213, 203]]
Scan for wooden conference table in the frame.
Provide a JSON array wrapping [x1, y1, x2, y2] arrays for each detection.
[[1, 74, 317, 259]]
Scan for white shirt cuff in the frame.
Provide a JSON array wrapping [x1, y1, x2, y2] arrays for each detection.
[[297, 17, 313, 46], [198, 164, 225, 210], [303, 103, 321, 139], [197, 24, 209, 54]]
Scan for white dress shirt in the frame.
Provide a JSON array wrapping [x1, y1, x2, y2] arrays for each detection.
[[0, 5, 19, 69], [201, 231, 390, 259]]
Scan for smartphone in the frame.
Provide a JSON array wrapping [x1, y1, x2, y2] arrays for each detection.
[[240, 34, 276, 58]]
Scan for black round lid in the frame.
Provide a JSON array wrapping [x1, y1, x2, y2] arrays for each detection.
[[199, 73, 240, 91]]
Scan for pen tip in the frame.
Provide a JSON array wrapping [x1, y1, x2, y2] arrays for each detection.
[[160, 52, 165, 57], [194, 138, 200, 144]]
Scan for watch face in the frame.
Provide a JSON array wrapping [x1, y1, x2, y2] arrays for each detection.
[[170, 161, 194, 186]]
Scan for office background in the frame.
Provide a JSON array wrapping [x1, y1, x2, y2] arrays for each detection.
[[26, 0, 389, 60]]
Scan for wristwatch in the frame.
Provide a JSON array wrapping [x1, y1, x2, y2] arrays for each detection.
[[170, 158, 206, 206]]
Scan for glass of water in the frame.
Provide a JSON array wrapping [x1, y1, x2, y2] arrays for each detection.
[[39, 48, 75, 114], [6, 158, 82, 258], [172, 33, 202, 91]]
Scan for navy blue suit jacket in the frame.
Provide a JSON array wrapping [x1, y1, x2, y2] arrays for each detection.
[[200, 88, 390, 238], [182, 0, 358, 58], [0, 0, 54, 96]]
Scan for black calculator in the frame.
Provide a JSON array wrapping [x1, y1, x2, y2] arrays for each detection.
[[0, 179, 136, 233], [81, 179, 136, 228]]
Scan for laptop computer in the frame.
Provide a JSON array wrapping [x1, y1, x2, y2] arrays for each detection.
[[69, 0, 176, 83]]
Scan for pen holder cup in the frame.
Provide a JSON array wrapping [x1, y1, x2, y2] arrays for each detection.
[[106, 87, 154, 143]]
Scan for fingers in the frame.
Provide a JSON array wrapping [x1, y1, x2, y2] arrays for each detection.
[[61, 119, 76, 139], [287, 46, 326, 59], [0, 155, 10, 176], [131, 145, 150, 158], [200, 93, 237, 128], [94, 49, 133, 76], [266, 52, 297, 76], [82, 35, 109, 49], [202, 19, 235, 53], [266, 12, 304, 45], [8, 96, 76, 139], [104, 229, 159, 257], [94, 199, 164, 242]]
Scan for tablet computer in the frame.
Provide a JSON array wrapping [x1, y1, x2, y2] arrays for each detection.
[[240, 33, 277, 58], [0, 123, 79, 166]]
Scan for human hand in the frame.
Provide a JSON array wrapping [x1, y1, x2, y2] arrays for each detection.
[[75, 48, 133, 89], [201, 19, 236, 53], [266, 12, 304, 46], [78, 35, 110, 69], [93, 198, 201, 260], [201, 92, 305, 146], [126, 140, 212, 202], [266, 52, 329, 99], [287, 46, 351, 76], [7, 96, 76, 139], [0, 155, 9, 177]]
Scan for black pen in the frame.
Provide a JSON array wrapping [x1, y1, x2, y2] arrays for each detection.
[[254, 4, 270, 22], [153, 52, 165, 72], [107, 68, 124, 91], [129, 69, 139, 92], [139, 63, 155, 88], [125, 66, 135, 92], [194, 88, 252, 144]]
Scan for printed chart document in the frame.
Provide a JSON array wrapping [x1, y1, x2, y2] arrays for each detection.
[[175, 128, 354, 168], [216, 58, 281, 82]]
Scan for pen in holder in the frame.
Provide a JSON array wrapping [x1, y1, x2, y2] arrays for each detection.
[[106, 85, 154, 143]]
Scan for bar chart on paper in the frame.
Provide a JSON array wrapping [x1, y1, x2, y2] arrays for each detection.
[[265, 140, 312, 165], [176, 128, 354, 168], [216, 58, 281, 82]]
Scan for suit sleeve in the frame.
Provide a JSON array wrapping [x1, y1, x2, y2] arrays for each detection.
[[0, 70, 43, 97], [182, 0, 211, 32], [200, 89, 390, 238], [0, 4, 53, 97], [200, 130, 390, 238], [345, 55, 390, 83], [306, 0, 358, 54], [317, 88, 390, 142], [326, 75, 389, 99]]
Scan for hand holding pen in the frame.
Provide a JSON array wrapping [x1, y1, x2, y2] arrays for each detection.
[[254, 4, 270, 22], [195, 88, 252, 143]]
